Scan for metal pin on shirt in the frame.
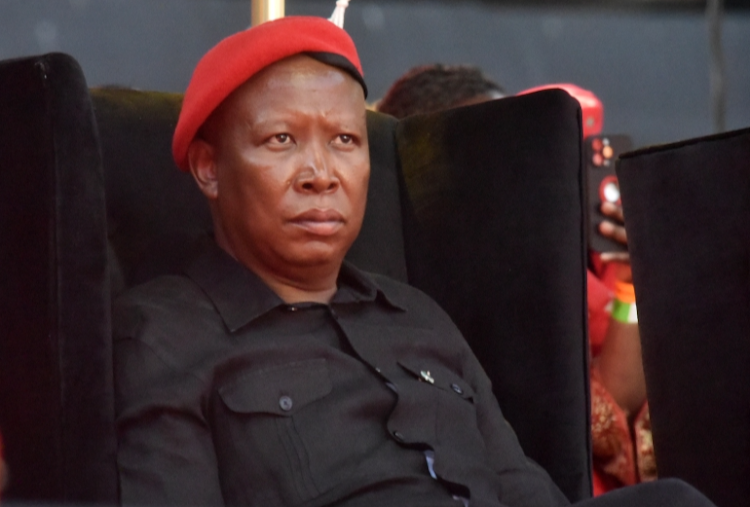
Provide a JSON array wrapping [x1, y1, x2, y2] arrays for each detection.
[[420, 370, 435, 384]]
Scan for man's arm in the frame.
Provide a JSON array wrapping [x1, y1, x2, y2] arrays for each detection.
[[467, 355, 571, 507], [115, 303, 224, 506]]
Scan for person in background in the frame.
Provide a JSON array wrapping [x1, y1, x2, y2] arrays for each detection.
[[379, 70, 653, 495], [375, 64, 504, 117]]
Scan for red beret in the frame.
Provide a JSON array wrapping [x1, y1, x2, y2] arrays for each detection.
[[173, 16, 365, 171], [517, 83, 603, 139]]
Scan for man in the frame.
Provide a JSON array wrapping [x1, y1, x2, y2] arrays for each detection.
[[115, 14, 714, 507]]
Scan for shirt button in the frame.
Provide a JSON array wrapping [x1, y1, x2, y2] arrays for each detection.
[[288, 306, 298, 312], [279, 395, 293, 411], [392, 430, 405, 442], [451, 383, 464, 395]]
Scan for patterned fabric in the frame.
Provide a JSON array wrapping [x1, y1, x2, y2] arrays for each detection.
[[588, 258, 657, 495], [591, 368, 637, 487], [634, 405, 658, 483], [591, 367, 656, 494]]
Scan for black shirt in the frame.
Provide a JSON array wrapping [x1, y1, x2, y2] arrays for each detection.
[[114, 240, 568, 507]]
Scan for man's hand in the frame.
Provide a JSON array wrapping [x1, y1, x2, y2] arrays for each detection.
[[598, 201, 630, 264]]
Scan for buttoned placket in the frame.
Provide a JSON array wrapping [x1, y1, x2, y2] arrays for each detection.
[[329, 310, 471, 505]]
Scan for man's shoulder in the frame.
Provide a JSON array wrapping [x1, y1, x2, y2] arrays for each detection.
[[116, 274, 209, 311], [113, 274, 219, 344], [365, 272, 459, 331], [368, 272, 433, 307]]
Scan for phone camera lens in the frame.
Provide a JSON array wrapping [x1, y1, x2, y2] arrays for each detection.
[[603, 181, 620, 203]]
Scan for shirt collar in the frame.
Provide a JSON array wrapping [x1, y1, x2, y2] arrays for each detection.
[[185, 238, 405, 333]]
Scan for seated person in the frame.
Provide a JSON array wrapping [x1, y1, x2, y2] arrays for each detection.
[[380, 72, 654, 495], [114, 12, 714, 507]]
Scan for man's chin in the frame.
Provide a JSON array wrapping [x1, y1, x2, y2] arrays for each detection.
[[281, 242, 350, 269]]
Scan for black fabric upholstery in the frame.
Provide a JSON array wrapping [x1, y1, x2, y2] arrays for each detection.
[[0, 53, 589, 504], [92, 89, 210, 294], [346, 111, 408, 282], [617, 128, 750, 507], [0, 54, 117, 502], [398, 90, 591, 502]]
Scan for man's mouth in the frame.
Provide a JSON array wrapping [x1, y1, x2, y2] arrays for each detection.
[[289, 209, 345, 236]]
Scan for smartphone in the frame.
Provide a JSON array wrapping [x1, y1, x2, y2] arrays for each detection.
[[586, 134, 633, 253]]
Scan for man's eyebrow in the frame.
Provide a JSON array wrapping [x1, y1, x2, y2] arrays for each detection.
[[249, 110, 365, 129], [241, 115, 292, 131]]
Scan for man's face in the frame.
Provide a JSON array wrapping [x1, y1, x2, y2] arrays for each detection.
[[190, 55, 370, 282]]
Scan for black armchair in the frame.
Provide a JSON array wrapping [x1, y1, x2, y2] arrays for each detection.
[[0, 52, 591, 503], [0, 53, 116, 503], [617, 128, 750, 507]]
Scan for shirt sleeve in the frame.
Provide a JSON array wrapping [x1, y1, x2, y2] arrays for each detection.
[[114, 302, 225, 507]]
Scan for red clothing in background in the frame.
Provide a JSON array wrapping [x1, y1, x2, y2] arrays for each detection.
[[587, 257, 656, 496]]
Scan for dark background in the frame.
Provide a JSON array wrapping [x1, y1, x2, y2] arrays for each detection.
[[1, 0, 748, 148]]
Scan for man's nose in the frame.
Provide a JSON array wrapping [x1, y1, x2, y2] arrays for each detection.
[[294, 144, 340, 194]]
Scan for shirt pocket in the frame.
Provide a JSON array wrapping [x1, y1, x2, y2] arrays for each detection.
[[215, 358, 333, 505], [218, 358, 332, 416]]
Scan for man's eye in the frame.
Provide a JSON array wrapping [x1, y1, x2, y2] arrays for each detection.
[[338, 134, 354, 144], [270, 134, 291, 144]]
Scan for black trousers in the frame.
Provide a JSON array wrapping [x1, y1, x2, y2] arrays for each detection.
[[576, 479, 716, 507]]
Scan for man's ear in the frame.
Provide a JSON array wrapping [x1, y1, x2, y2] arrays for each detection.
[[188, 138, 219, 200]]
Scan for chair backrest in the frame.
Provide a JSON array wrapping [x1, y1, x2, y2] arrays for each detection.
[[0, 53, 117, 503], [397, 92, 590, 502], [617, 128, 750, 507], [1, 52, 591, 503]]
